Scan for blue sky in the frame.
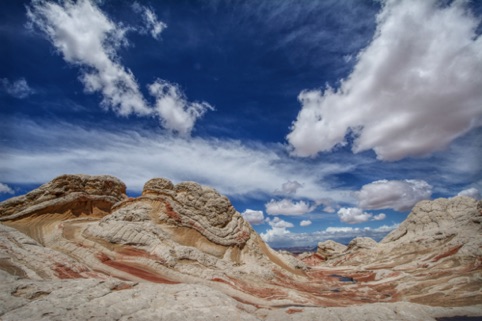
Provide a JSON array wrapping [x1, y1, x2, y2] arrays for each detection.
[[1, 0, 481, 247]]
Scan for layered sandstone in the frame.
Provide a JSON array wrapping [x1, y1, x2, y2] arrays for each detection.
[[317, 240, 347, 260], [0, 175, 310, 308], [1, 267, 481, 321], [318, 196, 482, 306], [0, 175, 481, 320]]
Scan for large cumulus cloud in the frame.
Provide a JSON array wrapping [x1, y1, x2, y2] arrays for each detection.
[[287, 0, 482, 161]]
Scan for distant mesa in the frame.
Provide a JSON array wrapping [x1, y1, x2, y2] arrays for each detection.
[[0, 174, 481, 320]]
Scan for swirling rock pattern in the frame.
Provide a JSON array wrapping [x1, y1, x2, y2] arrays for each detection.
[[0, 175, 481, 320], [317, 197, 482, 306]]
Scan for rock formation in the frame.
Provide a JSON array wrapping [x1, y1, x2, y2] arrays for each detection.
[[0, 175, 310, 307], [0, 174, 481, 320], [319, 196, 482, 306], [317, 240, 347, 260]]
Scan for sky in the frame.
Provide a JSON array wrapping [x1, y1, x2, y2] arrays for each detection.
[[1, 0, 481, 248]]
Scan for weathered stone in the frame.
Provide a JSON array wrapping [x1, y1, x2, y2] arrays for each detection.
[[318, 197, 482, 306], [0, 176, 481, 320], [346, 237, 377, 251], [0, 174, 126, 221], [317, 240, 347, 260]]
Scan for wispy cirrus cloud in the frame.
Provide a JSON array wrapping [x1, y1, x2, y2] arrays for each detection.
[[27, 0, 212, 136], [207, 0, 378, 74], [132, 2, 167, 40], [1, 78, 34, 99], [0, 118, 358, 204], [287, 0, 482, 160]]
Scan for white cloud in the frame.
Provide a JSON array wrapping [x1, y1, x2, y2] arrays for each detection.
[[0, 183, 14, 194], [357, 179, 432, 211], [241, 209, 264, 225], [149, 80, 213, 137], [325, 227, 356, 233], [132, 2, 166, 40], [27, 0, 149, 115], [1, 78, 34, 99], [262, 224, 399, 248], [27, 0, 211, 136], [300, 220, 311, 227], [265, 199, 316, 216], [0, 119, 358, 204], [266, 217, 294, 229], [457, 187, 480, 200], [372, 213, 386, 221], [260, 217, 294, 243], [323, 206, 336, 213], [276, 180, 303, 195], [287, 0, 482, 161], [337, 207, 373, 224]]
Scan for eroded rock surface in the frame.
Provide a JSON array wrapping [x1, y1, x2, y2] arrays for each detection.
[[0, 174, 126, 220], [319, 197, 482, 306], [0, 175, 310, 308], [317, 240, 347, 260], [0, 175, 481, 320]]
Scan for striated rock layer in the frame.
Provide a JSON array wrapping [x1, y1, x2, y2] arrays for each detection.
[[316, 196, 482, 307], [1, 174, 481, 320], [0, 175, 312, 308]]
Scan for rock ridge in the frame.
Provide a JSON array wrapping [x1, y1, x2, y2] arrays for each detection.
[[0, 175, 481, 319], [0, 174, 126, 221]]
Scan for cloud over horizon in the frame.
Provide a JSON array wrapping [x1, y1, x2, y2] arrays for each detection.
[[261, 223, 399, 248], [27, 0, 212, 136], [0, 183, 14, 194], [287, 0, 482, 161], [356, 179, 432, 211], [457, 187, 480, 200]]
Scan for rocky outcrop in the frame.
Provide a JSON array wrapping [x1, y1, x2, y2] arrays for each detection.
[[80, 177, 304, 288], [0, 175, 481, 320], [0, 174, 126, 220], [0, 175, 127, 245], [346, 237, 377, 251], [318, 196, 482, 306], [317, 240, 347, 260], [0, 175, 310, 308], [0, 224, 103, 281]]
